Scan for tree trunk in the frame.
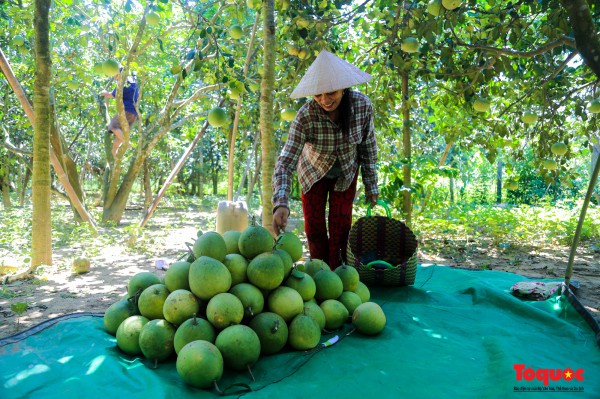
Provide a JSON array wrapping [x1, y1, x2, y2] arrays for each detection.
[[592, 143, 600, 204], [496, 159, 503, 204], [401, 72, 412, 225], [143, 158, 152, 210], [449, 176, 454, 203], [31, 0, 52, 267], [198, 146, 204, 199], [1, 155, 10, 209], [260, 0, 276, 232]]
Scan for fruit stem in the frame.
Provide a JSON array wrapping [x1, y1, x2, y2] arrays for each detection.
[[213, 380, 223, 394]]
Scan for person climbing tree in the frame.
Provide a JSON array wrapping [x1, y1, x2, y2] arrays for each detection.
[[100, 67, 139, 157]]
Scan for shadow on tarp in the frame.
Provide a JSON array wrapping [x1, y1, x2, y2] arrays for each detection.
[[1, 265, 600, 399]]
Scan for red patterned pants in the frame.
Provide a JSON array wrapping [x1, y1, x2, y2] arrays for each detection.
[[301, 172, 358, 269]]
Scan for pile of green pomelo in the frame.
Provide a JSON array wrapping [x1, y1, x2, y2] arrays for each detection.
[[103, 223, 387, 390]]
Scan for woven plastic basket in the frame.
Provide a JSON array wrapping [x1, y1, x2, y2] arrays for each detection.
[[347, 200, 418, 287]]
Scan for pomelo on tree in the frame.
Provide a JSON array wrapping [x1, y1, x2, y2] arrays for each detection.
[[284, 269, 316, 301], [176, 341, 223, 389], [206, 292, 244, 330], [442, 0, 462, 10], [288, 313, 321, 350], [587, 98, 600, 113], [229, 25, 243, 39], [170, 64, 182, 75], [102, 59, 120, 77], [521, 111, 539, 124], [248, 312, 289, 355], [239, 224, 274, 259], [297, 48, 309, 60], [401, 37, 419, 53], [352, 302, 386, 335], [208, 107, 227, 127], [313, 269, 344, 302], [275, 231, 303, 262], [427, 0, 443, 16], [145, 11, 160, 26], [104, 298, 139, 335], [267, 286, 304, 322], [116, 315, 149, 356], [473, 98, 490, 112], [128, 271, 161, 297], [174, 314, 216, 354], [215, 325, 261, 371], [71, 256, 90, 274], [334, 264, 359, 291], [189, 256, 232, 301], [163, 289, 200, 326], [551, 142, 568, 156], [247, 252, 284, 290], [303, 301, 326, 330], [287, 44, 299, 56], [223, 253, 248, 285], [229, 283, 264, 319], [320, 299, 349, 330], [506, 181, 518, 190], [138, 283, 170, 320], [164, 261, 191, 292], [13, 35, 25, 46], [67, 80, 79, 91], [193, 231, 227, 262], [543, 159, 558, 170], [222, 230, 242, 254], [246, 0, 261, 10], [93, 62, 104, 75], [138, 319, 176, 363], [281, 108, 297, 122]]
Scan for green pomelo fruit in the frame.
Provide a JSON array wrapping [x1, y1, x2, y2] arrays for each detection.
[[170, 64, 182, 75], [138, 283, 170, 320], [473, 98, 490, 112], [587, 98, 600, 113], [127, 271, 161, 297], [284, 269, 316, 301], [102, 59, 120, 77], [223, 253, 248, 285], [543, 159, 558, 170], [163, 289, 200, 326], [206, 292, 244, 330], [267, 286, 304, 322], [551, 142, 568, 156], [281, 108, 297, 122], [164, 261, 191, 292], [239, 225, 274, 259], [304, 259, 329, 277], [248, 312, 289, 355], [208, 107, 227, 127], [176, 340, 223, 389], [352, 302, 387, 335], [215, 325, 261, 371], [288, 313, 321, 350], [222, 230, 242, 254], [506, 181, 518, 190], [145, 11, 160, 26], [338, 291, 363, 315], [67, 80, 79, 91], [192, 231, 227, 262], [313, 270, 344, 302], [354, 281, 370, 302], [275, 232, 303, 262], [104, 298, 139, 335], [229, 283, 264, 319], [93, 62, 104, 75], [334, 264, 359, 292], [247, 253, 284, 290], [303, 301, 326, 330], [521, 111, 539, 124], [13, 35, 25, 46], [273, 248, 293, 280], [229, 25, 243, 39], [427, 0, 443, 16], [320, 299, 349, 330], [174, 314, 216, 354], [442, 0, 462, 10], [401, 37, 419, 53], [189, 256, 232, 301], [139, 319, 176, 362], [116, 315, 149, 356]]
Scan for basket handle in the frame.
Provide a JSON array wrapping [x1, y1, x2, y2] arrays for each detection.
[[366, 199, 392, 218], [364, 260, 394, 270]]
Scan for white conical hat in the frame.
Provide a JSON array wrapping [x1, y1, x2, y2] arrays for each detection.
[[290, 50, 372, 99]]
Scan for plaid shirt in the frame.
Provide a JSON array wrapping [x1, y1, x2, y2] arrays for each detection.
[[272, 90, 378, 210]]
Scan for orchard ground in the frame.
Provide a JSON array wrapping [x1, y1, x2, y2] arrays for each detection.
[[1, 205, 599, 338]]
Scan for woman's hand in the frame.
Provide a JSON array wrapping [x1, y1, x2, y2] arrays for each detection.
[[367, 194, 378, 204], [272, 206, 290, 235]]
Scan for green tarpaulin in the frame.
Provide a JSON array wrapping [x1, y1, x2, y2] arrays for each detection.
[[1, 265, 599, 398]]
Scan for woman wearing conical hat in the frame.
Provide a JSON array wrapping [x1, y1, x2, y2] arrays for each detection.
[[272, 50, 379, 269]]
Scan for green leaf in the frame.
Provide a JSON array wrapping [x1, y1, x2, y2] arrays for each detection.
[[11, 302, 27, 315]]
